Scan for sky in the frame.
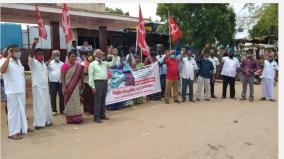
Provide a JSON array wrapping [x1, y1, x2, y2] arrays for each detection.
[[105, 3, 247, 21]]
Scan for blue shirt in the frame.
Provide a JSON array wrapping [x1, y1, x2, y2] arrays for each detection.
[[198, 59, 214, 79], [157, 55, 167, 75]]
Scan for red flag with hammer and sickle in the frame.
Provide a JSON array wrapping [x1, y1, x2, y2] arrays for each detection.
[[137, 5, 150, 57], [61, 3, 73, 43], [169, 15, 182, 42], [35, 6, 47, 40]]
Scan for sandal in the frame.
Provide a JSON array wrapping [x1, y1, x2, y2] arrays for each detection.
[[27, 128, 34, 132], [46, 123, 53, 127], [8, 134, 23, 140]]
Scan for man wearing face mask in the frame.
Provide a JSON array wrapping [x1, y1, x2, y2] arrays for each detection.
[[156, 50, 167, 98], [164, 50, 180, 104], [111, 48, 121, 66], [240, 49, 259, 101], [46, 50, 64, 115], [28, 38, 53, 130], [88, 49, 115, 123], [208, 49, 220, 98], [221, 48, 240, 99], [0, 45, 28, 140], [196, 49, 214, 101], [180, 49, 198, 102], [261, 52, 278, 102]]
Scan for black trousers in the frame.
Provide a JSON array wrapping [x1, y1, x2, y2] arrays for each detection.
[[49, 82, 64, 113], [182, 78, 193, 100], [160, 74, 166, 97], [210, 74, 215, 97], [222, 75, 236, 98], [93, 80, 108, 120]]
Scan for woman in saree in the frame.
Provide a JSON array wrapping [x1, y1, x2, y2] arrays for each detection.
[[61, 51, 84, 124]]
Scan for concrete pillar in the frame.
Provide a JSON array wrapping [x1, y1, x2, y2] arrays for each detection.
[[99, 26, 107, 53]]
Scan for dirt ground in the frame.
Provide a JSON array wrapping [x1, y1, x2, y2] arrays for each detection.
[[1, 81, 278, 159]]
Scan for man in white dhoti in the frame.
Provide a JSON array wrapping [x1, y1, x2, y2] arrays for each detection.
[[0, 45, 28, 140], [29, 38, 53, 130], [260, 53, 278, 102]]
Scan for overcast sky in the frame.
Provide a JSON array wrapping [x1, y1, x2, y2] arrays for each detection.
[[105, 3, 247, 21]]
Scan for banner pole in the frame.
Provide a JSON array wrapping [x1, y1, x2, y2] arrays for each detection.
[[168, 10, 171, 50], [136, 26, 138, 53]]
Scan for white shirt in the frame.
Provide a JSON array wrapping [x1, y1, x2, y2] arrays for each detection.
[[114, 56, 121, 66], [181, 57, 198, 80], [80, 45, 92, 52], [126, 54, 135, 65], [208, 56, 220, 74], [0, 58, 6, 79], [262, 60, 278, 79], [221, 57, 240, 77], [0, 58, 25, 94], [28, 56, 49, 88], [47, 60, 64, 82]]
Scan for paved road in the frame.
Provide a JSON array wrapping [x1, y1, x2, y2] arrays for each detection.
[[1, 82, 278, 159]]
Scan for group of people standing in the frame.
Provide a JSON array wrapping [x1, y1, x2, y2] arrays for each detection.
[[0, 40, 278, 140]]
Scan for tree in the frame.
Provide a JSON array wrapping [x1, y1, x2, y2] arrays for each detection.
[[156, 3, 236, 51], [106, 7, 129, 16], [249, 3, 278, 38]]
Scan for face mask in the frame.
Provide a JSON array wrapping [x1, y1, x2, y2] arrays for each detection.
[[170, 54, 175, 59], [229, 54, 234, 58], [107, 56, 113, 62], [14, 52, 21, 59], [36, 55, 44, 62], [96, 57, 102, 63], [54, 56, 60, 62], [247, 54, 252, 58]]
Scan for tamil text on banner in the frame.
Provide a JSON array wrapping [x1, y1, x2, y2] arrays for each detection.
[[106, 62, 161, 105]]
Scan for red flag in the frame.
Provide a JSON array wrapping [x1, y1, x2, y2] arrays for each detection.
[[169, 15, 182, 42], [61, 3, 73, 43], [35, 6, 47, 40], [137, 5, 149, 57]]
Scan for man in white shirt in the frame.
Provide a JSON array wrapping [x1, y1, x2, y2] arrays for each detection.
[[180, 50, 198, 102], [126, 47, 135, 67], [221, 48, 240, 99], [208, 49, 220, 98], [0, 45, 28, 140], [261, 53, 278, 102], [176, 48, 184, 94], [29, 39, 53, 130], [1, 48, 8, 114], [46, 50, 64, 115], [111, 48, 121, 66], [156, 51, 167, 98]]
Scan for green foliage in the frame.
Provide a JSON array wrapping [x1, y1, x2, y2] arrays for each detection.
[[156, 3, 236, 50], [106, 7, 129, 16], [249, 3, 278, 38]]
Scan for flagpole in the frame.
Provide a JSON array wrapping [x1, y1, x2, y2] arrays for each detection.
[[140, 49, 143, 62], [136, 26, 138, 53], [168, 10, 172, 50]]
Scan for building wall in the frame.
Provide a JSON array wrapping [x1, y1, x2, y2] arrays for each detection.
[[56, 3, 106, 12]]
